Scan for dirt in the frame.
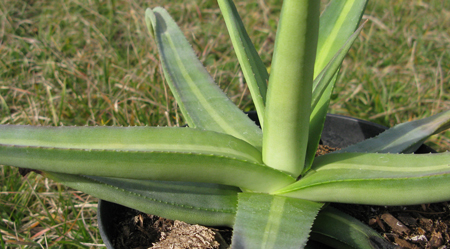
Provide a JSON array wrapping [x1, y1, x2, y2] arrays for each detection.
[[109, 209, 232, 249], [332, 202, 450, 249]]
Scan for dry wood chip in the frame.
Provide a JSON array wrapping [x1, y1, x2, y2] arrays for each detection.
[[397, 213, 418, 227], [382, 213, 411, 235], [419, 217, 434, 232], [429, 231, 444, 248], [416, 227, 427, 235], [376, 216, 386, 231], [394, 237, 421, 249]]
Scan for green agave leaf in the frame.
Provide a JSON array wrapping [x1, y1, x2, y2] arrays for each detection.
[[232, 193, 323, 249], [310, 0, 368, 125], [0, 125, 262, 163], [311, 206, 395, 249], [338, 109, 450, 153], [145, 8, 262, 150], [304, 23, 366, 173], [311, 24, 366, 112], [217, 0, 268, 128], [315, 0, 368, 76], [0, 126, 294, 192], [304, 0, 368, 175], [275, 152, 450, 205], [263, 0, 320, 177], [304, 72, 338, 176], [46, 172, 238, 226], [0, 146, 293, 193]]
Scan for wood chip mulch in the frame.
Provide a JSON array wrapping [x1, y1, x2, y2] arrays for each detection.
[[332, 202, 450, 249]]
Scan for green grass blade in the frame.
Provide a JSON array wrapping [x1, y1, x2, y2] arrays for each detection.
[[0, 125, 262, 163], [338, 109, 450, 153], [231, 193, 323, 249], [46, 172, 239, 226], [275, 152, 450, 205], [145, 7, 262, 149], [311, 206, 395, 249], [304, 24, 366, 173], [217, 0, 268, 128], [263, 0, 320, 177]]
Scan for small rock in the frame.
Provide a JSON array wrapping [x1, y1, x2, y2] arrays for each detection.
[[410, 235, 428, 244]]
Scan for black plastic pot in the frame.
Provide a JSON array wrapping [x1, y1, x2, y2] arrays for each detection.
[[97, 113, 434, 248]]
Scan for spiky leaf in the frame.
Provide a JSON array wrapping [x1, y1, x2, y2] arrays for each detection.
[[338, 109, 450, 153], [275, 152, 450, 205], [311, 206, 395, 249], [0, 125, 294, 192], [217, 0, 268, 127], [232, 193, 323, 249], [47, 172, 239, 226], [145, 7, 262, 149]]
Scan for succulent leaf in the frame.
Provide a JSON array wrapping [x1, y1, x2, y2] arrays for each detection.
[[305, 22, 366, 173], [275, 152, 450, 205], [232, 193, 323, 249], [217, 0, 268, 128], [46, 172, 239, 226], [311, 206, 395, 249], [338, 109, 450, 153], [145, 7, 263, 149], [263, 0, 320, 177], [0, 125, 294, 192]]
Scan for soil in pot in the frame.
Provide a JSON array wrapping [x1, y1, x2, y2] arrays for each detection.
[[331, 202, 450, 249], [106, 205, 232, 249]]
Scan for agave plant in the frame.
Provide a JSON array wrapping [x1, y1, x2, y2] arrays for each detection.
[[1, 0, 450, 248]]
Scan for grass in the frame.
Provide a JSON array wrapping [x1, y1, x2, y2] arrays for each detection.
[[333, 0, 450, 150], [0, 0, 448, 247]]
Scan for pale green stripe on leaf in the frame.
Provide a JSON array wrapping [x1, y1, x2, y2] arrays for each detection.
[[263, 0, 320, 177], [311, 24, 366, 112], [218, 0, 268, 128], [0, 125, 262, 163], [232, 193, 323, 249], [338, 109, 450, 153], [311, 206, 394, 249], [275, 152, 450, 205], [315, 0, 368, 76], [46, 173, 238, 226], [145, 8, 262, 149]]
